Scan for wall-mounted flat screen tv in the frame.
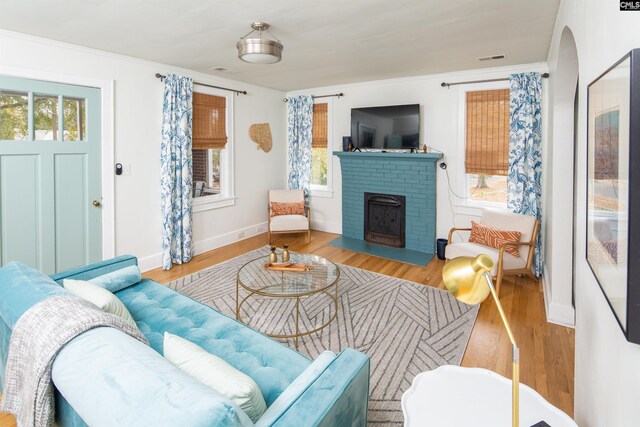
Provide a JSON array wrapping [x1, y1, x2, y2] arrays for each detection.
[[351, 104, 420, 150]]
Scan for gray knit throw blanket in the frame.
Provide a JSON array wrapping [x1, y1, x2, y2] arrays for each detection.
[[0, 295, 149, 427]]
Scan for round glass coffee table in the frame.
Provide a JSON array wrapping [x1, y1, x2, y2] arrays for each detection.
[[236, 253, 340, 349]]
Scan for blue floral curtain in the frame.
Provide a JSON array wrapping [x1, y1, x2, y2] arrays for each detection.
[[287, 95, 314, 203], [508, 72, 543, 276], [161, 74, 194, 270]]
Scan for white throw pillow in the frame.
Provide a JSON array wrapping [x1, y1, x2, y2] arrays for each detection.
[[63, 279, 136, 326], [163, 332, 267, 423]]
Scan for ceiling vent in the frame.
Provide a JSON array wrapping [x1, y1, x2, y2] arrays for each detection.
[[477, 54, 506, 61]]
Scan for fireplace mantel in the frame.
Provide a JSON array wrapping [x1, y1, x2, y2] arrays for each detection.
[[333, 151, 443, 162], [333, 150, 442, 265]]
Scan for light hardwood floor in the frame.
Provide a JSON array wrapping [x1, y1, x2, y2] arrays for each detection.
[[0, 230, 575, 426], [0, 405, 11, 427]]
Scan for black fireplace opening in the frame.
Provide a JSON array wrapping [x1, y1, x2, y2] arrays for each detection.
[[364, 192, 406, 248]]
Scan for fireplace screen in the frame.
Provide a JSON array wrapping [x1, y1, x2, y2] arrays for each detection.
[[364, 193, 406, 248]]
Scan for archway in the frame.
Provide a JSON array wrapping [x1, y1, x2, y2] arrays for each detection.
[[545, 26, 579, 325]]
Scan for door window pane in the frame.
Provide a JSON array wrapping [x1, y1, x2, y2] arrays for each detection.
[[0, 91, 28, 140], [63, 97, 86, 141], [34, 95, 59, 140]]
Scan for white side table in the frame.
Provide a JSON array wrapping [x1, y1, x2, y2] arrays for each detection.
[[402, 365, 577, 427]]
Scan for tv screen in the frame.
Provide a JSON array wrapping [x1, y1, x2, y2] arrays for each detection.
[[351, 104, 420, 150]]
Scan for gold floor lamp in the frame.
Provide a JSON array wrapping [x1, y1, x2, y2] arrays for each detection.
[[442, 254, 520, 427]]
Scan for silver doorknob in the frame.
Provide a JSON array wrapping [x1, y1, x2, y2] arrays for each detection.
[[92, 200, 101, 207]]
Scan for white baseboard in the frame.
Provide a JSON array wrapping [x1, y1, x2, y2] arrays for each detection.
[[137, 221, 268, 272], [193, 221, 267, 255], [542, 267, 576, 328], [137, 253, 163, 273], [310, 219, 342, 234]]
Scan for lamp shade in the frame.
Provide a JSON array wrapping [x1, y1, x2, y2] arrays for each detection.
[[236, 38, 283, 64], [442, 255, 494, 305]]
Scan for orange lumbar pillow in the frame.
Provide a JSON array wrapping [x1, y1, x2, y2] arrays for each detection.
[[270, 201, 305, 217], [468, 221, 522, 257]]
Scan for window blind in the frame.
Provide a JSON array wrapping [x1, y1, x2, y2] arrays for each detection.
[[312, 103, 328, 148], [192, 92, 227, 150], [465, 89, 510, 176]]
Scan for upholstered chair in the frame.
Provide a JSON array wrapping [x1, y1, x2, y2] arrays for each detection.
[[446, 208, 540, 296], [268, 189, 311, 244]]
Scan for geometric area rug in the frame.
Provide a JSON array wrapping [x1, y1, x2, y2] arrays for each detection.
[[168, 246, 479, 425]]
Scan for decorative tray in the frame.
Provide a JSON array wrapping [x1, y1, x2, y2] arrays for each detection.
[[262, 262, 313, 272]]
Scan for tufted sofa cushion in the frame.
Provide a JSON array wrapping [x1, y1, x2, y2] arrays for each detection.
[[116, 279, 312, 406]]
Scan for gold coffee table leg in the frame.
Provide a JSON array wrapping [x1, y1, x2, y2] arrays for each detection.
[[235, 276, 240, 320], [295, 297, 300, 349]]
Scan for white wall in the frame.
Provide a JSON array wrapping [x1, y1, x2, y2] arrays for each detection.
[[543, 25, 580, 328], [546, 1, 640, 425], [0, 30, 287, 271], [286, 63, 548, 241]]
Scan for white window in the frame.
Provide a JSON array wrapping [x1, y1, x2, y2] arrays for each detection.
[[458, 82, 509, 209], [191, 86, 234, 212], [310, 99, 333, 197]]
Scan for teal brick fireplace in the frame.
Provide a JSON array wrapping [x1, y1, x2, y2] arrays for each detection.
[[332, 151, 442, 265]]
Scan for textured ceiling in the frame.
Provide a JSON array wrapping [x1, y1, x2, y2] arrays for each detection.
[[0, 0, 560, 91]]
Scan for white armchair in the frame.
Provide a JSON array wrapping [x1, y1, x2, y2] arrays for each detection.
[[268, 190, 311, 244], [446, 208, 540, 297]]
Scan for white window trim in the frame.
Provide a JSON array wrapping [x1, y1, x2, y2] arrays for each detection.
[[455, 80, 509, 213], [191, 84, 235, 212], [310, 188, 334, 198], [310, 97, 334, 198]]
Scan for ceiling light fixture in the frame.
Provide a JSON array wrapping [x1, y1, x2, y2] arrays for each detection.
[[236, 22, 283, 64]]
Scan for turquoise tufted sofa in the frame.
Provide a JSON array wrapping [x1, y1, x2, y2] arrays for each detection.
[[0, 256, 370, 426]]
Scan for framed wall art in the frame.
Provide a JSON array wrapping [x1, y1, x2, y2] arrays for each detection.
[[586, 48, 640, 344]]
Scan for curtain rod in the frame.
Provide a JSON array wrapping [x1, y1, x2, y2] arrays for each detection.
[[155, 73, 247, 95], [440, 72, 550, 88], [283, 93, 344, 102]]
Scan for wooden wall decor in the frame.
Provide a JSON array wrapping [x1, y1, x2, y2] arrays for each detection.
[[248, 123, 273, 153]]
